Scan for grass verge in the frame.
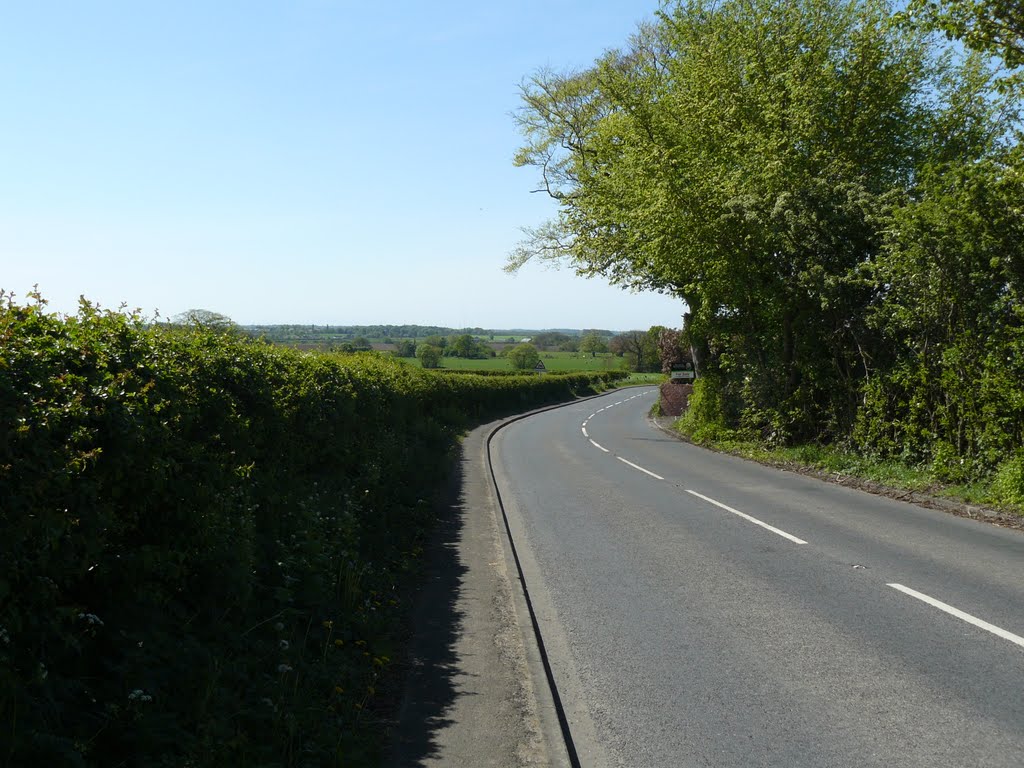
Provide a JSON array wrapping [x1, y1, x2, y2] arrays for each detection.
[[669, 422, 1024, 521]]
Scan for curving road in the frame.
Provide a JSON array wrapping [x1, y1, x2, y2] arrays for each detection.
[[491, 386, 1024, 768]]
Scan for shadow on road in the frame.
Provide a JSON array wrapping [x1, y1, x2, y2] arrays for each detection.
[[385, 458, 471, 766]]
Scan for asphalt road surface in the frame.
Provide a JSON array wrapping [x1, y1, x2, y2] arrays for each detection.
[[491, 386, 1024, 768]]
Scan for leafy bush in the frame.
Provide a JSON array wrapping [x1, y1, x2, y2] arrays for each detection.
[[992, 452, 1024, 507], [0, 295, 617, 767], [676, 377, 735, 443], [507, 343, 541, 370]]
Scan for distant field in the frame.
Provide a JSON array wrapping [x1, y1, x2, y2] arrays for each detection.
[[619, 372, 666, 384], [399, 351, 629, 372]]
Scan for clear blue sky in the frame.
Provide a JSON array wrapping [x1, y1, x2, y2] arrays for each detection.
[[0, 0, 686, 330]]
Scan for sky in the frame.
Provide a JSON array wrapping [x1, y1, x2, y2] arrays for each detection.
[[0, 0, 687, 331]]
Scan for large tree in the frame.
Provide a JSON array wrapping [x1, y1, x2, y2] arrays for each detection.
[[901, 0, 1024, 93], [507, 343, 541, 370], [510, 0, 998, 440]]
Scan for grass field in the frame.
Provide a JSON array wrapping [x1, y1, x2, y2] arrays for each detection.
[[399, 351, 629, 372]]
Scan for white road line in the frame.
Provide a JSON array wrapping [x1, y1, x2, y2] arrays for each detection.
[[582, 426, 588, 437], [888, 584, 1024, 650], [617, 457, 664, 480], [685, 490, 808, 544], [589, 439, 610, 453], [588, 413, 596, 419]]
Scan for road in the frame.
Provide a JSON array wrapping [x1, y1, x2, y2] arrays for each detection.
[[490, 386, 1024, 768]]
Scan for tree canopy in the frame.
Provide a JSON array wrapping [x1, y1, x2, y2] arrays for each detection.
[[507, 343, 541, 370], [512, 0, 1015, 444]]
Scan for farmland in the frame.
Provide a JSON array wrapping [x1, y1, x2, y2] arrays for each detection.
[[398, 351, 623, 372]]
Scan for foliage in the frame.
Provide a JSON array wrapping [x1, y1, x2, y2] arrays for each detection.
[[507, 343, 541, 370], [854, 155, 1024, 474], [445, 334, 492, 359], [0, 294, 619, 768], [579, 332, 608, 357], [529, 331, 573, 350], [611, 329, 661, 372], [900, 0, 1024, 93], [675, 376, 735, 444], [656, 328, 691, 374], [393, 339, 417, 357], [416, 343, 443, 369], [992, 452, 1024, 507], [511, 0, 1022, 481], [169, 308, 237, 331]]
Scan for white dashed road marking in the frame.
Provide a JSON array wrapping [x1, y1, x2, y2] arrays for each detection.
[[685, 490, 808, 544], [888, 584, 1024, 650], [617, 457, 664, 480]]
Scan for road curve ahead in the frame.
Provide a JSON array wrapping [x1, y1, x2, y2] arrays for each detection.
[[491, 387, 1024, 768]]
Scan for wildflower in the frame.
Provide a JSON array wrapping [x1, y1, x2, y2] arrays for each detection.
[[274, 622, 284, 632], [128, 689, 152, 703], [277, 664, 293, 674], [0, 627, 9, 645], [38, 663, 48, 681], [261, 697, 274, 708], [77, 612, 104, 626], [279, 640, 289, 651], [334, 686, 344, 694], [334, 639, 344, 647], [322, 620, 333, 629]]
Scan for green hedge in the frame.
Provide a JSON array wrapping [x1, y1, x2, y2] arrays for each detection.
[[0, 298, 618, 767]]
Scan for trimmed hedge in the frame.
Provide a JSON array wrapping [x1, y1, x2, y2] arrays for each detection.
[[0, 298, 620, 767]]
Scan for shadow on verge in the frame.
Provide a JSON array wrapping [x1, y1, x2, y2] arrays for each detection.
[[384, 450, 473, 766]]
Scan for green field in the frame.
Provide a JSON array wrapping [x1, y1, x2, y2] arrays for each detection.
[[399, 351, 629, 372]]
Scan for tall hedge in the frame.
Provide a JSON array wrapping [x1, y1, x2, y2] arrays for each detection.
[[0, 296, 623, 767]]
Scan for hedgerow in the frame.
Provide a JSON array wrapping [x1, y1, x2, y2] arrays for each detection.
[[0, 295, 618, 767]]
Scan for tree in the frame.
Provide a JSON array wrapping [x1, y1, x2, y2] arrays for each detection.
[[657, 328, 691, 374], [416, 343, 443, 369], [532, 331, 572, 349], [393, 340, 417, 357], [448, 334, 479, 358], [349, 336, 372, 352], [579, 332, 608, 357], [611, 330, 660, 372], [855, 154, 1024, 472], [901, 0, 1024, 93], [508, 343, 541, 370], [170, 309, 236, 332], [509, 0, 998, 441]]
